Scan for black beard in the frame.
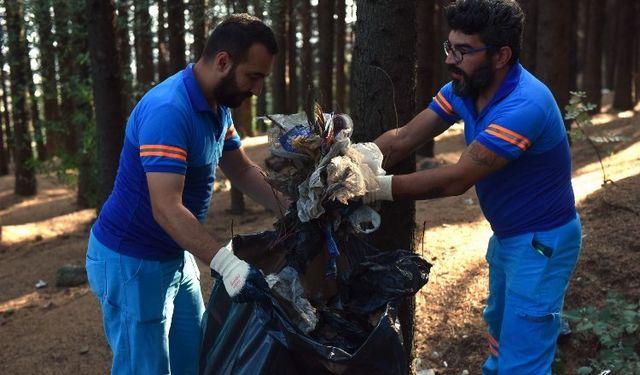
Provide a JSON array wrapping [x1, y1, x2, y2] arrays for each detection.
[[449, 61, 494, 98], [213, 67, 251, 108]]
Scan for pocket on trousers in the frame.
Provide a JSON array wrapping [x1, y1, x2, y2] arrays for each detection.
[[86, 256, 106, 300], [125, 265, 166, 324]]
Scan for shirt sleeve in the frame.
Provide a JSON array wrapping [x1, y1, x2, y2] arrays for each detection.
[[427, 82, 461, 124], [137, 103, 190, 174], [475, 100, 547, 160]]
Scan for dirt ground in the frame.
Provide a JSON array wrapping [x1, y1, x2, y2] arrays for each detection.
[[1, 107, 639, 375]]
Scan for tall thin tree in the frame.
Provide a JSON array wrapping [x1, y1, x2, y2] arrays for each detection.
[[612, 0, 635, 110], [87, 0, 127, 209], [317, 0, 335, 110], [157, 0, 170, 81], [334, 0, 346, 112], [168, 0, 187, 74], [584, 0, 605, 110], [191, 0, 206, 61], [415, 0, 436, 158], [299, 0, 313, 114], [34, 0, 62, 158], [536, 0, 572, 130], [287, 0, 298, 113], [270, 0, 287, 113], [5, 0, 37, 195], [0, 25, 13, 166], [519, 0, 538, 73], [24, 37, 47, 161], [116, 0, 133, 112], [350, 0, 417, 371], [134, 0, 155, 95]]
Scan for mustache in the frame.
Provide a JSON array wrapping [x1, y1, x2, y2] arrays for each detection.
[[448, 65, 465, 76]]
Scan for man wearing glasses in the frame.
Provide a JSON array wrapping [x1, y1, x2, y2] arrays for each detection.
[[363, 0, 581, 373]]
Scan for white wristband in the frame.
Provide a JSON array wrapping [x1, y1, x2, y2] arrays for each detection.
[[376, 175, 394, 201]]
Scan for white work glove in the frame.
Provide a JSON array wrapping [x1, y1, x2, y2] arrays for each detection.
[[210, 241, 269, 303], [364, 175, 394, 204]]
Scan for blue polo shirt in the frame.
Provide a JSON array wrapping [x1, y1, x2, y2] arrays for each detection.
[[92, 64, 242, 260], [428, 62, 576, 237]]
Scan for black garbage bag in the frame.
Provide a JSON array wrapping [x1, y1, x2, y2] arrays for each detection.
[[199, 276, 407, 375], [338, 250, 432, 315]]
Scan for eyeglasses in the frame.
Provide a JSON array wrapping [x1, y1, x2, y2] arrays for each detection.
[[443, 40, 493, 64]]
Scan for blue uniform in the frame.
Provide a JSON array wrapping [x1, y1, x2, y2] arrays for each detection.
[[429, 63, 582, 374], [92, 63, 241, 260], [429, 62, 576, 237], [86, 64, 241, 375]]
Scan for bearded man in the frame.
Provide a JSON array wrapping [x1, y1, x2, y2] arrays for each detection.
[[363, 1, 581, 373], [86, 14, 288, 375]]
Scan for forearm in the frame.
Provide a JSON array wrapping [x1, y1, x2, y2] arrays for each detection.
[[226, 161, 289, 213], [152, 204, 221, 264], [391, 166, 472, 201]]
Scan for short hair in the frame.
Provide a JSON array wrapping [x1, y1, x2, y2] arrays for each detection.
[[201, 14, 278, 63], [445, 0, 524, 65]]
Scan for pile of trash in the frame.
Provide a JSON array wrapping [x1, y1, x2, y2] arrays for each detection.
[[200, 108, 431, 375]]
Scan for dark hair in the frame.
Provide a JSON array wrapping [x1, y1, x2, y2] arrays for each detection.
[[201, 13, 278, 63], [445, 0, 524, 65]]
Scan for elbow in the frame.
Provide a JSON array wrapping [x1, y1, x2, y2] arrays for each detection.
[[150, 202, 172, 229]]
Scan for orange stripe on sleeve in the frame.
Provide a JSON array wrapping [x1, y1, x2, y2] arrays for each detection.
[[488, 124, 531, 148], [140, 151, 187, 161], [436, 92, 456, 116], [225, 125, 237, 141], [485, 129, 528, 151], [140, 144, 187, 157]]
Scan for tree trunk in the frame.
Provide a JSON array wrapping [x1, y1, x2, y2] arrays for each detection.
[[318, 0, 335, 110], [287, 0, 299, 113], [134, 0, 155, 96], [299, 0, 313, 114], [536, 0, 572, 130], [5, 0, 37, 195], [0, 28, 7, 174], [350, 1, 417, 371], [168, 0, 186, 74], [584, 0, 604, 110], [68, 0, 97, 207], [87, 0, 127, 210], [334, 0, 347, 112], [191, 0, 206, 61], [612, 0, 635, 110], [34, 0, 62, 158], [157, 0, 170, 81], [519, 0, 538, 73], [24, 39, 47, 162], [116, 0, 134, 112], [415, 0, 436, 157], [54, 0, 79, 156], [603, 0, 617, 90], [270, 0, 287, 113], [0, 48, 11, 165]]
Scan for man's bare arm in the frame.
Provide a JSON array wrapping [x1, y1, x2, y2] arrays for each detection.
[[391, 140, 509, 200]]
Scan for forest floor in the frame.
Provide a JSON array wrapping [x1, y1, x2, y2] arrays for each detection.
[[0, 103, 639, 375]]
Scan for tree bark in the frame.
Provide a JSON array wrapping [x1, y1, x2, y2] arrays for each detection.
[[116, 0, 134, 112], [415, 0, 436, 157], [87, 0, 127, 210], [191, 0, 206, 61], [603, 0, 617, 90], [0, 45, 11, 165], [318, 0, 335, 110], [34, 0, 62, 158], [0, 27, 7, 174], [287, 0, 299, 113], [270, 0, 287, 113], [584, 0, 604, 110], [335, 0, 346, 112], [168, 0, 186, 74], [157, 0, 170, 81], [612, 0, 635, 110], [350, 1, 417, 371], [299, 0, 313, 115], [134, 0, 155, 95], [519, 0, 538, 73], [536, 0, 572, 130], [5, 0, 37, 195], [24, 38, 47, 161]]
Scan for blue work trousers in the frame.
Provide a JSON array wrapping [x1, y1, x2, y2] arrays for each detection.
[[86, 231, 205, 375], [482, 215, 582, 375]]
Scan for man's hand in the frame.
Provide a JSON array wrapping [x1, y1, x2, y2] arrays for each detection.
[[210, 241, 269, 302]]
